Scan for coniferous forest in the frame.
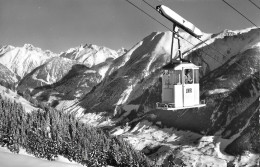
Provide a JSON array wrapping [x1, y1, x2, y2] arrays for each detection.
[[0, 95, 154, 167]]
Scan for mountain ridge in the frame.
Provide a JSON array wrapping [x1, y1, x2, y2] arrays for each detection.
[[0, 44, 57, 78]]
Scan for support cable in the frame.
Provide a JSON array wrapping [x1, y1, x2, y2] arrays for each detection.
[[249, 0, 260, 10], [222, 0, 259, 28]]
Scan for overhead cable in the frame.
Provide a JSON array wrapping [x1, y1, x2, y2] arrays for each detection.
[[125, 0, 172, 33], [222, 0, 259, 28], [221, 0, 260, 79], [249, 0, 260, 10]]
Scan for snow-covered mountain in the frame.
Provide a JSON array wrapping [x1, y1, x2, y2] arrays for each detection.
[[0, 43, 122, 88], [0, 44, 57, 78], [15, 44, 123, 105], [60, 43, 126, 68]]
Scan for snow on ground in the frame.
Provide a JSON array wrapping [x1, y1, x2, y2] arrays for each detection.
[[0, 147, 84, 167], [208, 89, 229, 95], [80, 112, 114, 127], [0, 85, 38, 112], [233, 152, 260, 167], [56, 100, 114, 127], [111, 120, 260, 166], [116, 84, 134, 105], [96, 64, 110, 79]]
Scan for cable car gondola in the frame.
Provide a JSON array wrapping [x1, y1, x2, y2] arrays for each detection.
[[156, 60, 206, 110], [155, 5, 206, 110]]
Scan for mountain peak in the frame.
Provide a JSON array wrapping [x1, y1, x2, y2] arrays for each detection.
[[22, 43, 38, 51], [117, 48, 127, 55], [87, 44, 100, 50], [23, 43, 34, 48], [21, 44, 57, 56]]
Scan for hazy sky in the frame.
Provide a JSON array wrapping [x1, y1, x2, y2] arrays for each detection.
[[0, 0, 259, 53]]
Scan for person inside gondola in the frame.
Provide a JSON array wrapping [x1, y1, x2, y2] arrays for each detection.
[[185, 69, 193, 84]]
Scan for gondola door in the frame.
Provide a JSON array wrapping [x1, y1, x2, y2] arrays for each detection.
[[182, 68, 194, 107]]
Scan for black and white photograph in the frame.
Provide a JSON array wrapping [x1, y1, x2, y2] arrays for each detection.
[[0, 0, 259, 166]]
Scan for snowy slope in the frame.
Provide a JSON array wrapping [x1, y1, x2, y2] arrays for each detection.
[[0, 85, 38, 113], [0, 44, 57, 78], [0, 63, 18, 89], [0, 147, 84, 167], [17, 57, 77, 94], [188, 28, 260, 75], [111, 120, 259, 167]]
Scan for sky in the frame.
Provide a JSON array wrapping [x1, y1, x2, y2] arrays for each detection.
[[0, 0, 259, 53]]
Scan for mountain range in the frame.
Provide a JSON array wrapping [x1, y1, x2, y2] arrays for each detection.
[[0, 27, 259, 166]]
